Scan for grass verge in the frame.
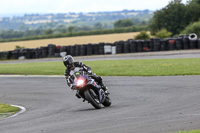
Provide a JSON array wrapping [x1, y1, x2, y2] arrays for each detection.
[[0, 58, 200, 76], [175, 130, 200, 133], [0, 103, 19, 118]]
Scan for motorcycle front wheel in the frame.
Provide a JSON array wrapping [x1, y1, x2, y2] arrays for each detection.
[[84, 89, 101, 109], [102, 96, 112, 107]]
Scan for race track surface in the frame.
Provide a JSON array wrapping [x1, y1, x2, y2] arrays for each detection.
[[0, 76, 200, 133]]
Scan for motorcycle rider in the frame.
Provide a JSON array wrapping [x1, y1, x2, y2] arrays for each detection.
[[63, 55, 109, 97]]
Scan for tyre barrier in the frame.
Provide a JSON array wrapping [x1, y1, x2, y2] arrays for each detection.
[[1, 35, 200, 60], [183, 37, 190, 49], [143, 40, 150, 52], [176, 38, 183, 50], [189, 40, 197, 49], [160, 39, 168, 51], [198, 39, 200, 49], [137, 40, 143, 52], [130, 40, 137, 53]]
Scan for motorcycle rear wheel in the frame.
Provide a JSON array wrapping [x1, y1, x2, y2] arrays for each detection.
[[84, 89, 101, 109]]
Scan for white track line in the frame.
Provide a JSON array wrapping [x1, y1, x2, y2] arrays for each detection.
[[8, 105, 26, 118]]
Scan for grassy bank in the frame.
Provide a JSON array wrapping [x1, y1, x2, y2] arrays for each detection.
[[0, 103, 19, 118], [0, 58, 200, 76], [175, 130, 200, 133]]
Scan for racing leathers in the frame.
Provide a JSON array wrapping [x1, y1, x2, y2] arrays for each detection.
[[64, 61, 107, 91]]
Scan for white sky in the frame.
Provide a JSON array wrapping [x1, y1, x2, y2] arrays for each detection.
[[0, 0, 188, 16]]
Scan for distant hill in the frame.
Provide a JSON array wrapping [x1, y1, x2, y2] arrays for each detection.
[[0, 9, 154, 31]]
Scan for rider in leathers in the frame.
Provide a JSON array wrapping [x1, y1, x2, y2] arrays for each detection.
[[63, 55, 109, 98]]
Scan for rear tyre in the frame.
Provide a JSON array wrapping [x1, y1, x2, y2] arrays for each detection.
[[84, 89, 101, 109]]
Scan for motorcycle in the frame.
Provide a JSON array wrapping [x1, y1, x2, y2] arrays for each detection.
[[71, 70, 111, 109]]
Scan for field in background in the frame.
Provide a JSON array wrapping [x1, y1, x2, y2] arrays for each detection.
[[0, 32, 139, 51]]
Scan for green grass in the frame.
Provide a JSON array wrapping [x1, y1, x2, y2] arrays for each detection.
[[0, 58, 200, 76], [0, 103, 19, 118], [175, 130, 200, 133]]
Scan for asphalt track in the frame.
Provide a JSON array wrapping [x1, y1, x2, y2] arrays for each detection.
[[0, 75, 200, 133]]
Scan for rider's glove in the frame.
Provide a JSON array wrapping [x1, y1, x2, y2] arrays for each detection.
[[83, 66, 92, 75]]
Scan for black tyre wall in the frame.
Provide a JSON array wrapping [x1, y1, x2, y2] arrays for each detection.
[[189, 40, 197, 49], [129, 40, 137, 53], [98, 43, 105, 55]]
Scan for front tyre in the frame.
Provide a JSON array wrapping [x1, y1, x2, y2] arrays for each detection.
[[102, 96, 112, 107], [84, 89, 101, 109]]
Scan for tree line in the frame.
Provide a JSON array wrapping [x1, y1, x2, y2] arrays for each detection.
[[150, 0, 200, 37]]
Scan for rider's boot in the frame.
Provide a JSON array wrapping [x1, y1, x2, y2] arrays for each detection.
[[75, 92, 81, 99], [101, 83, 110, 95]]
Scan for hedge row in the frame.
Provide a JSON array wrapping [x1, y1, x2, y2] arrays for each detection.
[[1, 37, 200, 60]]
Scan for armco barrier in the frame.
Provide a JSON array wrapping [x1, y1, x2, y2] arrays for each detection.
[[1, 35, 200, 60]]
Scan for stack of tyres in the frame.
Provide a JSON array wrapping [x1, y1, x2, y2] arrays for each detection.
[[54, 46, 61, 57], [129, 40, 137, 53], [98, 43, 105, 55], [7, 51, 13, 59], [35, 48, 41, 58], [160, 39, 168, 51], [93, 44, 99, 55], [153, 39, 160, 51], [75, 45, 81, 56], [86, 44, 93, 55], [175, 38, 183, 50], [104, 43, 112, 54], [40, 47, 48, 58], [67, 46, 72, 55], [183, 37, 190, 49], [12, 49, 20, 59], [48, 44, 56, 57], [198, 39, 200, 49], [136, 40, 143, 52], [111, 43, 116, 54], [0, 52, 8, 60], [189, 39, 197, 49], [116, 41, 124, 54], [168, 39, 176, 50], [80, 45, 87, 56], [124, 41, 130, 53], [70, 46, 75, 56], [60, 46, 67, 57], [149, 38, 154, 51], [143, 40, 150, 52]]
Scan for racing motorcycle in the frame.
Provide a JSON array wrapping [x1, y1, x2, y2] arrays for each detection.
[[71, 70, 111, 109]]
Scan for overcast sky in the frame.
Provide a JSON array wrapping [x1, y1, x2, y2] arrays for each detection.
[[0, 0, 188, 17]]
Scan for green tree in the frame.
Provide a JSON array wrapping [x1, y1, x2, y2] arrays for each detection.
[[150, 0, 187, 35], [181, 20, 200, 37], [114, 19, 135, 28], [134, 31, 150, 40], [44, 29, 53, 35], [185, 0, 200, 24], [155, 29, 172, 38], [68, 26, 74, 35]]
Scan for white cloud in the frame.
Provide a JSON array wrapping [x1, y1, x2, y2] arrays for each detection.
[[0, 0, 189, 15]]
